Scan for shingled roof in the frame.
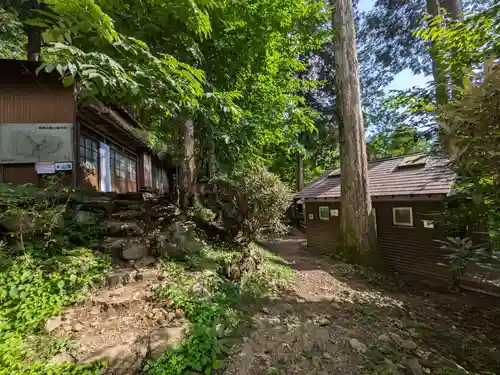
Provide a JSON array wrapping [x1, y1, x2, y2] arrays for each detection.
[[296, 154, 456, 200]]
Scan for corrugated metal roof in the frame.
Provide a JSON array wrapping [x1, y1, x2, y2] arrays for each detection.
[[296, 154, 456, 199]]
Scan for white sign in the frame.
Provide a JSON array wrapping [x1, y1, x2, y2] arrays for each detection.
[[36, 162, 56, 174], [55, 162, 73, 171], [0, 123, 73, 164]]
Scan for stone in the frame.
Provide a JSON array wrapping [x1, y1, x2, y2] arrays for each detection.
[[384, 358, 400, 373], [215, 323, 224, 337], [121, 239, 149, 260], [106, 269, 138, 288], [49, 352, 74, 365], [322, 352, 333, 359], [80, 342, 147, 373], [406, 358, 423, 375], [401, 339, 417, 350], [105, 221, 144, 237], [75, 211, 96, 225], [389, 332, 404, 346], [349, 338, 367, 354], [72, 323, 84, 332], [378, 334, 390, 342], [148, 326, 187, 359], [134, 256, 156, 268], [158, 242, 178, 257], [262, 307, 271, 314], [190, 281, 211, 298], [268, 317, 281, 325], [317, 317, 331, 326], [389, 332, 417, 350], [45, 316, 63, 333]]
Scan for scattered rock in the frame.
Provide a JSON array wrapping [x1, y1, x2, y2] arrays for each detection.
[[378, 334, 390, 342], [401, 339, 417, 350], [105, 221, 144, 237], [262, 307, 271, 314], [406, 358, 423, 375], [72, 323, 84, 332], [268, 317, 281, 325], [148, 326, 187, 360], [190, 281, 211, 298], [134, 256, 156, 268], [80, 342, 146, 374], [389, 332, 417, 350], [349, 338, 367, 354], [121, 239, 149, 260], [384, 358, 400, 373], [322, 351, 333, 359], [74, 211, 96, 225], [44, 316, 63, 333], [49, 352, 74, 365], [106, 269, 138, 288], [317, 316, 331, 326]]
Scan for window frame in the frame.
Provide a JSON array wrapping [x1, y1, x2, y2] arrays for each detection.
[[79, 135, 98, 170], [392, 207, 414, 227], [318, 206, 330, 221]]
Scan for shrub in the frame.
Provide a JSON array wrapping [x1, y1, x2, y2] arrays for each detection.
[[204, 162, 292, 243]]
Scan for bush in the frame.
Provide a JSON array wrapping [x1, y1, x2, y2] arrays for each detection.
[[204, 162, 292, 243]]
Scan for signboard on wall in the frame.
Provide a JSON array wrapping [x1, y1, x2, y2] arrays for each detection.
[[99, 142, 111, 192], [36, 162, 56, 174], [0, 123, 73, 164]]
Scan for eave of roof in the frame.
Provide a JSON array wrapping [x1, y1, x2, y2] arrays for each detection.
[[295, 153, 456, 200]]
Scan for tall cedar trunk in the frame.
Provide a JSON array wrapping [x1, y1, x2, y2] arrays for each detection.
[[27, 0, 41, 61], [427, 0, 463, 105], [333, 0, 378, 265], [442, 0, 463, 96], [178, 116, 196, 210], [296, 152, 304, 192], [427, 0, 448, 106]]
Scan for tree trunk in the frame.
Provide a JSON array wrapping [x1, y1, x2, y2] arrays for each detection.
[[333, 0, 378, 265], [27, 0, 41, 61], [296, 152, 304, 192], [427, 0, 448, 106], [442, 0, 463, 96], [427, 0, 463, 105], [178, 116, 196, 210]]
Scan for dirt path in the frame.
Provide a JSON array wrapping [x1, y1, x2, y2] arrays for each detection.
[[224, 235, 500, 375]]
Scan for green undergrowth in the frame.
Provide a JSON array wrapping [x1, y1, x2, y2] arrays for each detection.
[[144, 243, 296, 375], [0, 247, 110, 375], [0, 183, 110, 375]]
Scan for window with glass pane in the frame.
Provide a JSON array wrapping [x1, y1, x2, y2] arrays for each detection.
[[392, 207, 413, 227], [79, 135, 98, 169]]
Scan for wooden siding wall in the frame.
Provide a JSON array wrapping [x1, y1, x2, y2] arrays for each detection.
[[375, 202, 452, 284], [0, 76, 76, 186], [305, 200, 453, 285], [305, 202, 341, 255]]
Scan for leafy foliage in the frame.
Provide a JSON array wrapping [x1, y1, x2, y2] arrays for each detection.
[[145, 243, 295, 374], [435, 237, 493, 282], [205, 162, 292, 242], [0, 183, 109, 375]]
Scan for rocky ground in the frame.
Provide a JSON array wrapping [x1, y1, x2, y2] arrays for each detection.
[[40, 233, 500, 375], [223, 235, 500, 375], [44, 266, 188, 375]]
